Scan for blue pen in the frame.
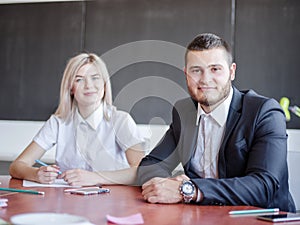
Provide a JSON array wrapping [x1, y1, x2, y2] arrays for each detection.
[[35, 159, 62, 175]]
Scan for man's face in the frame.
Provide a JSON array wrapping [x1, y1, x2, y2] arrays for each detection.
[[184, 48, 236, 113]]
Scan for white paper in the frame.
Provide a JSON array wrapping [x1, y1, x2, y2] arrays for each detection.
[[106, 213, 144, 224], [23, 179, 79, 188], [0, 198, 8, 208]]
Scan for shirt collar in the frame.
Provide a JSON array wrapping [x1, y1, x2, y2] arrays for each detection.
[[74, 103, 104, 130], [196, 87, 233, 127]]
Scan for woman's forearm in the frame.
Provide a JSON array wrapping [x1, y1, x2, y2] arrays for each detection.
[[96, 166, 139, 185], [9, 161, 39, 182]]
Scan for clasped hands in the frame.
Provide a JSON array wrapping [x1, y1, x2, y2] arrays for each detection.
[[36, 165, 100, 186], [141, 174, 190, 204]]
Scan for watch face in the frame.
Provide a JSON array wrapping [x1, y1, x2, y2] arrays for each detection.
[[182, 182, 194, 195]]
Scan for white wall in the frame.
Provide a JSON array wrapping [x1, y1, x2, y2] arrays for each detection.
[[0, 120, 299, 209], [0, 120, 169, 162], [286, 129, 300, 210]]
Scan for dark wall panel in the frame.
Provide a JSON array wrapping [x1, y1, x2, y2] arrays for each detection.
[[0, 0, 299, 128], [84, 0, 232, 124], [234, 0, 300, 128], [0, 2, 84, 120]]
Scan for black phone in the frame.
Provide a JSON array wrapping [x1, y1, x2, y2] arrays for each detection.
[[257, 213, 300, 222]]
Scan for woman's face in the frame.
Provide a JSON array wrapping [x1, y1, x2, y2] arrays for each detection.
[[71, 63, 105, 112]]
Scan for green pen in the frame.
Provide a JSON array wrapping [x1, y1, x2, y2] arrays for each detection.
[[0, 187, 45, 195], [229, 208, 279, 215]]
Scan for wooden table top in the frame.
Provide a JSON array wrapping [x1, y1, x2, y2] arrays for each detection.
[[0, 175, 284, 225]]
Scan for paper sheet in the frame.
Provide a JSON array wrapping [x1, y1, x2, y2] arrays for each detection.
[[23, 179, 79, 188], [0, 198, 8, 208], [106, 213, 144, 224]]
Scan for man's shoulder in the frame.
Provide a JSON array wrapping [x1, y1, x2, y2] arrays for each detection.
[[238, 89, 282, 113], [241, 89, 279, 106], [241, 89, 268, 100]]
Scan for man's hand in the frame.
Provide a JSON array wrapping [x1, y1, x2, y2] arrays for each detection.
[[141, 175, 190, 204]]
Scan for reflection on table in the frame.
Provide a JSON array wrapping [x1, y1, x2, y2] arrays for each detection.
[[0, 176, 277, 225]]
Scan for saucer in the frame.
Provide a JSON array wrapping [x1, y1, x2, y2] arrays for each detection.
[[11, 212, 90, 225]]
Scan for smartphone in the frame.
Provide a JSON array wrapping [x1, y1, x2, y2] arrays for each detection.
[[69, 187, 110, 195], [257, 213, 300, 222]]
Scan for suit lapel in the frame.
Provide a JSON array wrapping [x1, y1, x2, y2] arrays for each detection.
[[178, 99, 199, 169], [218, 87, 242, 178], [181, 110, 199, 167]]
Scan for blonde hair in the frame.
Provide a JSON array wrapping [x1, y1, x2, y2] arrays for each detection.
[[55, 53, 113, 121]]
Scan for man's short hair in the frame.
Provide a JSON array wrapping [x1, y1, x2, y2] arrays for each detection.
[[185, 33, 233, 65]]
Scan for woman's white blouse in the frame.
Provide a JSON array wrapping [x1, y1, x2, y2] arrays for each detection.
[[33, 106, 146, 172]]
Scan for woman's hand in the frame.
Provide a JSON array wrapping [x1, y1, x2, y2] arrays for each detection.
[[60, 169, 101, 186], [36, 165, 60, 184]]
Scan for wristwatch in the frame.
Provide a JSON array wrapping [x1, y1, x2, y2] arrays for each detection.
[[179, 180, 195, 203]]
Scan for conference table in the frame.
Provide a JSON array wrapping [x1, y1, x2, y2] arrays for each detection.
[[0, 175, 285, 224]]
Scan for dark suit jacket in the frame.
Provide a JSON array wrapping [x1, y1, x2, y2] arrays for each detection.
[[137, 87, 295, 212]]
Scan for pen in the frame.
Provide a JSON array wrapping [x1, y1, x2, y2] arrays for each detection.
[[35, 159, 62, 175], [64, 186, 100, 193], [229, 208, 279, 215], [0, 187, 45, 195]]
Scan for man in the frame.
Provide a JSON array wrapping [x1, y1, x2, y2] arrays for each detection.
[[137, 33, 295, 212]]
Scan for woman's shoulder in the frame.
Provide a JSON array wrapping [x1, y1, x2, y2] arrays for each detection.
[[45, 114, 71, 127], [47, 114, 64, 123], [111, 108, 133, 122]]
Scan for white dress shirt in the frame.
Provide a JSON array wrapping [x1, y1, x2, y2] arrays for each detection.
[[191, 87, 233, 179], [33, 104, 146, 172]]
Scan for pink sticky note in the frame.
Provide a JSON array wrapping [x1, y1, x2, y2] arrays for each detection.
[[106, 213, 144, 224]]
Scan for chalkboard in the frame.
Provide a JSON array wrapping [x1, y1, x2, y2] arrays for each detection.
[[0, 0, 299, 129], [0, 2, 83, 120], [234, 0, 300, 129], [84, 0, 232, 125]]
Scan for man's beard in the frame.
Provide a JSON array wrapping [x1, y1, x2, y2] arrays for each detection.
[[188, 79, 232, 109]]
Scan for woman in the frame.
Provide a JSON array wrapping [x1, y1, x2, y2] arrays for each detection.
[[9, 53, 146, 186]]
